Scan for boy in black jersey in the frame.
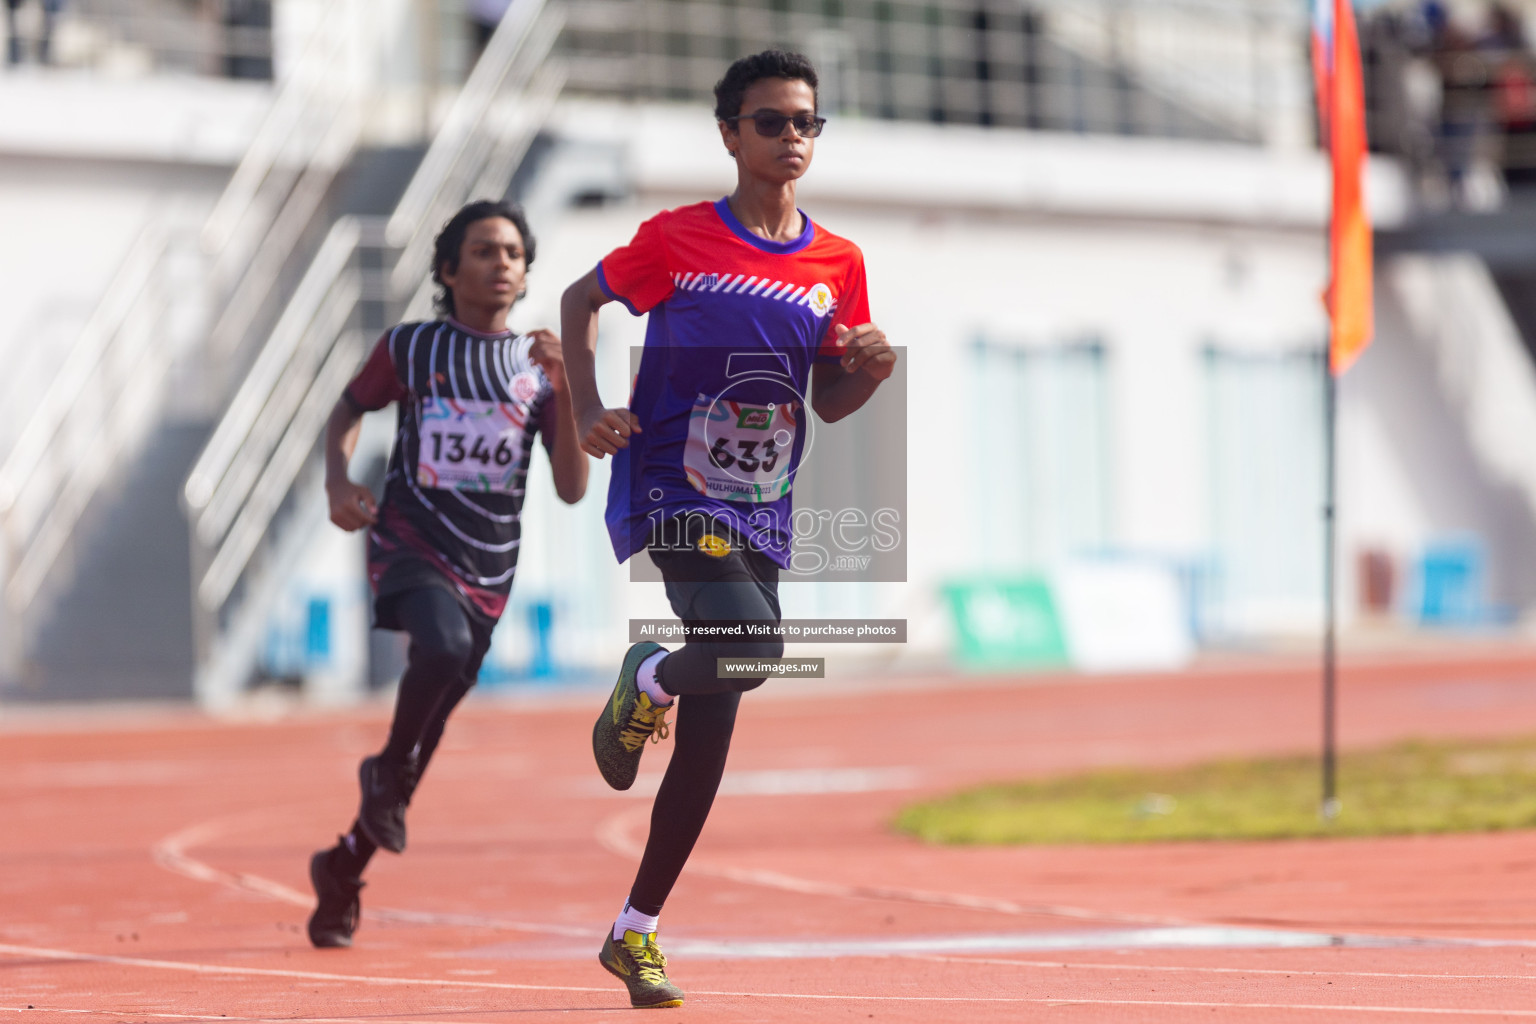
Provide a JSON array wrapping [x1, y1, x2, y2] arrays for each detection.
[[306, 199, 587, 948]]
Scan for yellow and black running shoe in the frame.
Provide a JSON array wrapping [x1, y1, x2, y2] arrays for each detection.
[[599, 928, 685, 1009], [592, 642, 670, 791]]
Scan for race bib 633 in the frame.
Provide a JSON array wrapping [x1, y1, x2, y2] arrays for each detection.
[[684, 395, 798, 503]]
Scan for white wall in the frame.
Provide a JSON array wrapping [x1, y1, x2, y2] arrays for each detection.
[[1341, 256, 1536, 616], [0, 74, 268, 447]]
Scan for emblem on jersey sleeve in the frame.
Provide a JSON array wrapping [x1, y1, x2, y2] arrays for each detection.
[[806, 283, 835, 317], [510, 371, 540, 403]]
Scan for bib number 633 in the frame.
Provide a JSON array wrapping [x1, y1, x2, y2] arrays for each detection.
[[684, 396, 798, 503]]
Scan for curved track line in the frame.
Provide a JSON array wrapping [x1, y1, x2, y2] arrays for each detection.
[[594, 804, 1188, 927], [151, 808, 589, 938], [153, 810, 312, 907]]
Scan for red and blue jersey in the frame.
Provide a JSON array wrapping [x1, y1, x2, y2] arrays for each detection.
[[597, 197, 871, 567]]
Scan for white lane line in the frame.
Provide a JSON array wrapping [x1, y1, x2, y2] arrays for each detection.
[[582, 765, 921, 798], [2, 1010, 541, 1023], [10, 1002, 1536, 1021], [595, 807, 1536, 953], [595, 804, 1190, 927], [903, 953, 1536, 982], [990, 1000, 1536, 1017], [661, 926, 1429, 957], [0, 943, 610, 994], [151, 809, 589, 938], [152, 812, 310, 906], [6, 942, 1536, 1015]]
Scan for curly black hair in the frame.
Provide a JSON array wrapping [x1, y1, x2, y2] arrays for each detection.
[[713, 49, 819, 122], [431, 199, 537, 318]]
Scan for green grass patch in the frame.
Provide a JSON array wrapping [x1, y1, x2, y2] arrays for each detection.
[[895, 736, 1536, 844]]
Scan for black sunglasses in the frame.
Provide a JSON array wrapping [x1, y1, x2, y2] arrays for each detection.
[[723, 112, 828, 138]]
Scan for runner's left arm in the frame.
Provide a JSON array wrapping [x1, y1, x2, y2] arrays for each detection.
[[526, 328, 588, 504], [809, 251, 891, 422], [810, 322, 896, 422]]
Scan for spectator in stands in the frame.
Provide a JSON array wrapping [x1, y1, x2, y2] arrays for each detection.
[[1431, 9, 1492, 204], [5, 0, 62, 66], [1483, 3, 1536, 187]]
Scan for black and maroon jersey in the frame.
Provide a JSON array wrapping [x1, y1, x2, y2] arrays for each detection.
[[344, 318, 553, 623]]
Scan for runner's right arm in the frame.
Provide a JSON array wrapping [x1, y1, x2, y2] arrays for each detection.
[[326, 333, 405, 531], [324, 400, 377, 530], [560, 268, 642, 459]]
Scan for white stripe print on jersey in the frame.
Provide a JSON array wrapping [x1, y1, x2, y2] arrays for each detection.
[[398, 325, 541, 582], [671, 272, 831, 310]]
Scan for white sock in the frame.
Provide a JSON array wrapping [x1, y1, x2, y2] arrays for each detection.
[[613, 900, 661, 939], [636, 649, 672, 706]]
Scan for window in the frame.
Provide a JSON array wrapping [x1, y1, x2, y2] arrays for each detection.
[[1203, 346, 1325, 635], [966, 338, 1111, 570]]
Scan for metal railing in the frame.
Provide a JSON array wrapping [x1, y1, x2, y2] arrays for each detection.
[[181, 0, 565, 703], [14, 0, 274, 77], [0, 222, 175, 643], [199, 0, 365, 387], [390, 0, 567, 314], [557, 0, 1307, 146], [1363, 14, 1536, 205], [186, 217, 382, 611], [0, 2, 367, 678]]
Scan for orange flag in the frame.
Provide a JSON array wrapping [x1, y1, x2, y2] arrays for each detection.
[[1314, 0, 1374, 375]]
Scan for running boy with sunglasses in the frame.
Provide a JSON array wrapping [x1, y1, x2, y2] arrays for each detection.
[[561, 50, 896, 1008]]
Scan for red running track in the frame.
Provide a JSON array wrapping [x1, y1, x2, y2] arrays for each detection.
[[5, 647, 1536, 1022]]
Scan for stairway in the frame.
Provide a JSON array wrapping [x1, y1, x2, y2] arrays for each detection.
[[17, 423, 204, 701]]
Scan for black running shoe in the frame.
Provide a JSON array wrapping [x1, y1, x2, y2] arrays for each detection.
[[307, 847, 363, 948], [599, 928, 685, 1008], [357, 754, 418, 854]]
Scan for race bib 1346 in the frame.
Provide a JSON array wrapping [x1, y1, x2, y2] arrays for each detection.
[[417, 396, 529, 493]]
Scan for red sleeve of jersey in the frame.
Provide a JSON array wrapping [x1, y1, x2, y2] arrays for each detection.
[[816, 247, 873, 362], [344, 333, 406, 411], [597, 212, 676, 315]]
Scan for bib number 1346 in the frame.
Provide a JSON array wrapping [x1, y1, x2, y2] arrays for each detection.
[[417, 396, 528, 493]]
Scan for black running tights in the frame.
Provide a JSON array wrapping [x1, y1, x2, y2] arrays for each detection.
[[380, 586, 489, 768], [337, 586, 487, 874], [626, 538, 782, 914]]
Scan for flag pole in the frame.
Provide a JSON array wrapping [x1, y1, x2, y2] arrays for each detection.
[[1314, 0, 1371, 825], [1322, 354, 1340, 822]]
